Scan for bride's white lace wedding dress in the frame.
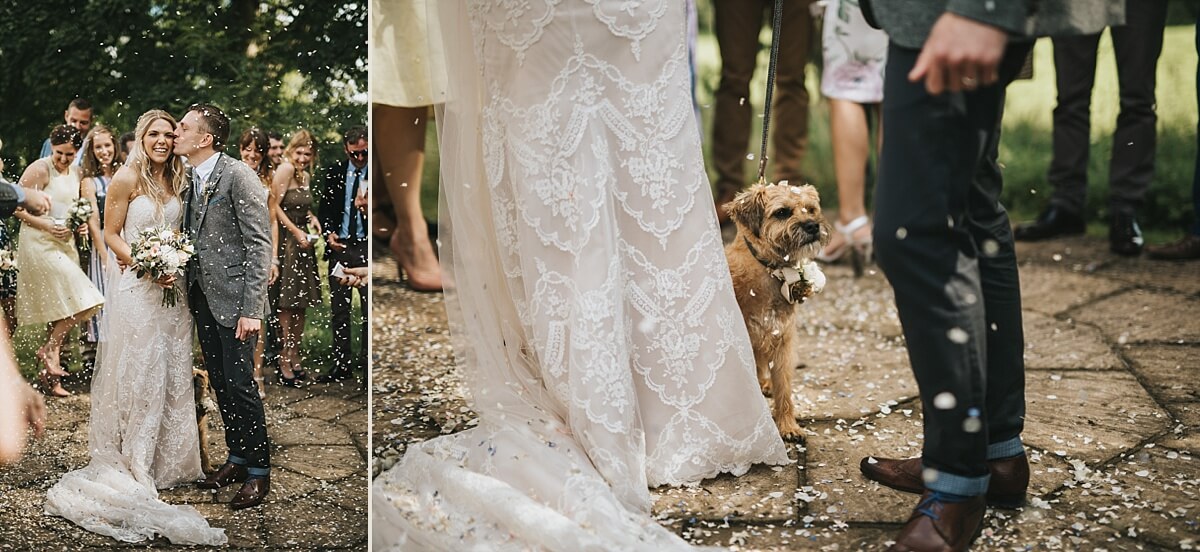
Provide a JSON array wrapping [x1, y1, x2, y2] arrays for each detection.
[[44, 195, 225, 546], [372, 2, 790, 550]]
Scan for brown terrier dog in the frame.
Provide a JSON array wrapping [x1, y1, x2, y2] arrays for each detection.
[[724, 183, 830, 440], [193, 368, 219, 475]]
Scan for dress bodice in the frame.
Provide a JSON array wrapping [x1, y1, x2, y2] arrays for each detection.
[[43, 161, 82, 220], [124, 195, 182, 241]]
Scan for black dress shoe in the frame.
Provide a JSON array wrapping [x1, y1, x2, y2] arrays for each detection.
[[197, 462, 248, 489], [1013, 206, 1086, 241], [231, 476, 270, 510], [1109, 212, 1144, 256]]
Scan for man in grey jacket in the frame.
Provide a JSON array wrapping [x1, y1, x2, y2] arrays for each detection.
[[175, 103, 273, 510], [856, 2, 1123, 550]]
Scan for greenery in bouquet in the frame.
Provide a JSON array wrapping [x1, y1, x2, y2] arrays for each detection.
[[129, 226, 194, 307], [66, 197, 93, 251]]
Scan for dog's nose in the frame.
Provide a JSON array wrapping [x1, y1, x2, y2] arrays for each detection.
[[802, 221, 821, 236]]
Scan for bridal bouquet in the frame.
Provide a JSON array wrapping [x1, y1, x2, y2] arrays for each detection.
[[0, 248, 16, 276], [129, 226, 194, 307], [66, 198, 93, 251]]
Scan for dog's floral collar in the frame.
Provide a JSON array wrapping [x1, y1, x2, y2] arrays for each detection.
[[769, 261, 826, 304]]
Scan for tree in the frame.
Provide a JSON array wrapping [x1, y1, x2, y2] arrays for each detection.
[[0, 0, 366, 177]]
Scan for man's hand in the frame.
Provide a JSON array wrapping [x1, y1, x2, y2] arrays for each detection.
[[235, 317, 261, 341], [326, 233, 347, 252], [153, 273, 178, 289], [909, 13, 1008, 95], [19, 188, 51, 216]]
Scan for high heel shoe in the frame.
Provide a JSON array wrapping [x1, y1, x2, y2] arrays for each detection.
[[816, 215, 874, 277]]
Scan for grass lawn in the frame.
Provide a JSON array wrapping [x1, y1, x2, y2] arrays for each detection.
[[415, 24, 1198, 244]]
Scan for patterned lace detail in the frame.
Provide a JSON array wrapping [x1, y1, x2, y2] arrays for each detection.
[[373, 2, 789, 549]]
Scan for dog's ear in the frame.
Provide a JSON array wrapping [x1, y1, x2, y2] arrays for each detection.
[[725, 185, 766, 236]]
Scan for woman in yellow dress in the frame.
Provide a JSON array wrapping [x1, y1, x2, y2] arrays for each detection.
[[15, 125, 105, 397]]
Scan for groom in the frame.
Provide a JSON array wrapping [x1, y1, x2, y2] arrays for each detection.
[[175, 103, 273, 510]]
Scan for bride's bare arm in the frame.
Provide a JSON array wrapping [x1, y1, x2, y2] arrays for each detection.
[[104, 167, 137, 268]]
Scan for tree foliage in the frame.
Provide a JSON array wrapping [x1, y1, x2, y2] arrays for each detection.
[[0, 0, 366, 174]]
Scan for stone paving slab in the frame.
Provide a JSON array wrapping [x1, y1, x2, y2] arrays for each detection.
[[0, 382, 368, 550], [1023, 311, 1124, 370], [1072, 288, 1200, 343], [371, 237, 1200, 550], [1023, 370, 1171, 465], [1125, 344, 1200, 403], [792, 329, 918, 422], [1019, 264, 1128, 316]]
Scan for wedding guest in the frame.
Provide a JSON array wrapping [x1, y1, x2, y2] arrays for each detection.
[[336, 266, 368, 288], [0, 317, 45, 465], [859, 1, 1124, 549], [78, 125, 120, 366], [1013, 0, 1167, 256], [267, 131, 285, 167], [39, 98, 94, 160], [1146, 7, 1200, 261], [371, 0, 444, 290], [14, 125, 105, 397], [270, 130, 322, 387], [318, 126, 368, 383], [815, 0, 888, 275], [712, 0, 814, 225], [239, 127, 279, 398], [117, 131, 135, 165], [0, 141, 20, 335]]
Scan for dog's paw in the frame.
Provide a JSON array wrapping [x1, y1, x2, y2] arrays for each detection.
[[777, 421, 804, 442], [759, 378, 773, 396]]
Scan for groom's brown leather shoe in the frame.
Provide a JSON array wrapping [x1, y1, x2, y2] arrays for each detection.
[[231, 476, 270, 510], [860, 454, 1029, 509], [888, 491, 986, 552], [197, 462, 248, 490]]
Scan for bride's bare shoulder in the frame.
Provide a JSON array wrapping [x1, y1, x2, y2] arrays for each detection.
[[108, 166, 138, 198]]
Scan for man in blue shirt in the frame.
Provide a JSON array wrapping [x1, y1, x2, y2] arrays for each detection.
[[318, 126, 368, 383], [38, 98, 93, 162]]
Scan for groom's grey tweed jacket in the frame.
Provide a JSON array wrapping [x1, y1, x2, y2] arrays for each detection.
[[863, 0, 1125, 49], [185, 152, 272, 326]]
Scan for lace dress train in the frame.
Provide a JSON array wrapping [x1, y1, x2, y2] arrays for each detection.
[[372, 2, 790, 550], [44, 196, 225, 546]]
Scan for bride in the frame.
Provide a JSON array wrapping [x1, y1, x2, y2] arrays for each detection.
[[44, 110, 225, 546], [372, 1, 790, 549]]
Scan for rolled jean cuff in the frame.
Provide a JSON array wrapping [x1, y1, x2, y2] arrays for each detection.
[[925, 467, 990, 496], [987, 436, 1024, 460], [227, 455, 248, 466], [247, 467, 271, 478]]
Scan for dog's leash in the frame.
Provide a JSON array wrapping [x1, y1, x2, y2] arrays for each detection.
[[755, 0, 785, 186]]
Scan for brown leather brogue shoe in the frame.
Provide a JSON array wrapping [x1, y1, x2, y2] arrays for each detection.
[[861, 454, 1029, 509], [888, 491, 986, 552], [231, 476, 270, 510], [197, 462, 248, 490]]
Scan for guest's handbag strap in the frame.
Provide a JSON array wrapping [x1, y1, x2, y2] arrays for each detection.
[[755, 0, 784, 185]]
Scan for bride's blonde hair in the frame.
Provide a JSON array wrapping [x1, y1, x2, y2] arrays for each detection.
[[126, 110, 186, 201]]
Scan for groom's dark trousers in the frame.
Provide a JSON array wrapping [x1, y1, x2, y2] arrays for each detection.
[[191, 282, 270, 470], [871, 42, 1030, 494]]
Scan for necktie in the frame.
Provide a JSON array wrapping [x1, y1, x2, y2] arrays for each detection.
[[347, 168, 362, 239]]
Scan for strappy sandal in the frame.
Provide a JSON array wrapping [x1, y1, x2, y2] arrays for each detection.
[[816, 215, 874, 277]]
